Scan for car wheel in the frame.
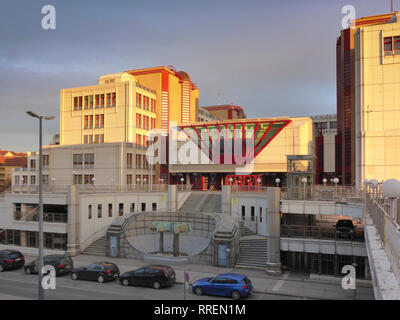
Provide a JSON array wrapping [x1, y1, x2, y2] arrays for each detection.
[[71, 272, 78, 280], [97, 275, 105, 283], [25, 267, 31, 274], [231, 290, 241, 300], [195, 287, 203, 296], [122, 279, 129, 286], [153, 281, 161, 289], [0, 265, 4, 272]]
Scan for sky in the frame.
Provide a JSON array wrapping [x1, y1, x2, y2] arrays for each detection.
[[0, 0, 396, 152]]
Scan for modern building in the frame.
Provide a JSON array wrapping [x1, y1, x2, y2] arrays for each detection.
[[355, 11, 400, 188], [126, 66, 200, 133], [336, 12, 395, 185], [198, 107, 218, 122], [169, 117, 315, 189]]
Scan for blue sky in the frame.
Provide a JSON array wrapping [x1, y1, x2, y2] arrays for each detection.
[[0, 0, 396, 151]]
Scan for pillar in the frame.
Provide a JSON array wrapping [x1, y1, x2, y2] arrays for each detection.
[[266, 187, 282, 275], [173, 233, 179, 257], [168, 185, 177, 212], [221, 185, 232, 215], [67, 185, 80, 256], [159, 232, 164, 253], [20, 231, 27, 247]]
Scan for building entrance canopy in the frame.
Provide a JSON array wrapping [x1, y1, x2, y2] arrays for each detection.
[[179, 119, 291, 164]]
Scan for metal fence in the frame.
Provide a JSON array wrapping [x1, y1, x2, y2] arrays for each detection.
[[281, 185, 364, 203], [280, 224, 365, 242], [14, 211, 68, 223]]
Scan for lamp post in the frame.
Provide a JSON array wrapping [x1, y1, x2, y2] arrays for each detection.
[[322, 178, 327, 188], [301, 177, 307, 200], [26, 111, 54, 301], [275, 178, 280, 188], [333, 177, 339, 195]]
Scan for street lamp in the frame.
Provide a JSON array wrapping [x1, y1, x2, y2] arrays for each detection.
[[275, 178, 280, 187], [322, 178, 327, 187], [333, 177, 339, 193], [26, 110, 54, 301], [301, 177, 307, 200]]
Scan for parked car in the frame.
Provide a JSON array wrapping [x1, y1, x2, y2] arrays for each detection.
[[0, 250, 25, 272], [71, 262, 120, 283], [192, 273, 253, 300], [119, 265, 176, 289], [24, 254, 73, 276], [335, 219, 356, 240]]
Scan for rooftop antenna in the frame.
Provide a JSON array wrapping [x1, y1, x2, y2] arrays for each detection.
[[217, 92, 221, 105], [391, 0, 394, 12]]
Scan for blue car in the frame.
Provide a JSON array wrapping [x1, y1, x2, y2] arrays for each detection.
[[192, 273, 253, 300]]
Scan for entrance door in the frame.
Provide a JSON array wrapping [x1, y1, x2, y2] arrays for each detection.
[[217, 244, 227, 267]]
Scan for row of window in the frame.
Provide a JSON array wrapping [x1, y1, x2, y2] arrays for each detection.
[[73, 153, 94, 168], [84, 114, 104, 129], [136, 93, 156, 112], [127, 153, 152, 169], [73, 93, 116, 110], [88, 202, 157, 220], [73, 174, 95, 185], [0, 230, 67, 250], [84, 134, 104, 144], [384, 35, 400, 54], [241, 205, 265, 223], [136, 114, 156, 130]]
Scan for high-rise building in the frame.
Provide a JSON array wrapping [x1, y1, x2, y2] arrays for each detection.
[[200, 104, 246, 121], [354, 12, 400, 187], [126, 66, 199, 134], [336, 13, 394, 185]]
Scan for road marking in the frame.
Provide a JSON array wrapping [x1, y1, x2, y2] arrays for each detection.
[[272, 271, 290, 291]]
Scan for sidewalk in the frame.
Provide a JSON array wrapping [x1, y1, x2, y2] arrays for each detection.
[[23, 253, 375, 300]]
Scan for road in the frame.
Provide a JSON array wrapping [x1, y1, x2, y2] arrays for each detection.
[[0, 268, 309, 300]]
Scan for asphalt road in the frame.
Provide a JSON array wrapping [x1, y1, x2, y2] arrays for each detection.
[[0, 267, 309, 300]]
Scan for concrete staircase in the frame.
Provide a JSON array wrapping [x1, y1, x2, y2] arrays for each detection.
[[82, 236, 107, 256], [236, 228, 268, 270], [179, 193, 221, 213]]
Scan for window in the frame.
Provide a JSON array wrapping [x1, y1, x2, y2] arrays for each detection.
[[42, 155, 49, 167], [112, 92, 116, 106], [130, 203, 135, 213], [395, 36, 400, 51], [95, 114, 104, 128], [136, 175, 141, 184], [84, 115, 93, 129], [108, 204, 113, 217], [22, 175, 28, 185], [15, 176, 20, 185], [119, 203, 124, 216], [318, 122, 327, 129], [73, 174, 83, 185], [241, 206, 245, 220], [136, 134, 142, 146], [127, 153, 133, 168], [384, 36, 393, 52], [136, 93, 142, 108], [259, 208, 263, 223], [6, 230, 20, 245], [136, 154, 141, 169], [84, 174, 94, 185], [94, 134, 104, 144], [74, 96, 82, 110], [143, 175, 149, 184], [251, 206, 255, 221], [136, 114, 142, 128], [30, 175, 36, 185], [84, 153, 94, 168], [30, 159, 36, 169], [98, 204, 102, 218], [73, 154, 83, 168], [330, 121, 337, 129], [141, 203, 146, 212], [151, 99, 156, 112], [84, 135, 93, 144], [84, 95, 93, 109], [88, 205, 92, 220], [152, 203, 157, 211], [127, 174, 133, 185]]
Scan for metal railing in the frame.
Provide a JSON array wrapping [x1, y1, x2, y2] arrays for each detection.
[[280, 224, 365, 242], [231, 186, 268, 194], [14, 211, 67, 223], [281, 185, 364, 203]]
